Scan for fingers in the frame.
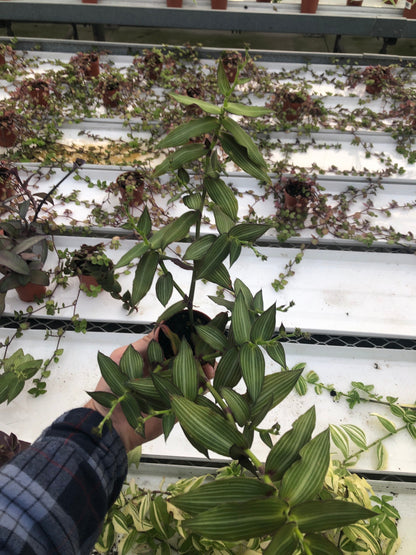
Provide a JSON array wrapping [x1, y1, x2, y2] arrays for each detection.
[[110, 330, 157, 365]]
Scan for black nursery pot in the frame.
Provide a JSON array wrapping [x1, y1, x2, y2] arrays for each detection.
[[158, 310, 210, 359]]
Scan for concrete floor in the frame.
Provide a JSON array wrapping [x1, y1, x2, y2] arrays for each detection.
[[1, 21, 416, 56]]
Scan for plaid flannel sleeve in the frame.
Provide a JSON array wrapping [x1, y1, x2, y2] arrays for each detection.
[[0, 408, 128, 555]]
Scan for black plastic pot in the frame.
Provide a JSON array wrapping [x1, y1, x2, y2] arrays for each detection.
[[158, 309, 210, 359]]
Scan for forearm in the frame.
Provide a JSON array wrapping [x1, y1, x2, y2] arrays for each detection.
[[0, 408, 127, 555]]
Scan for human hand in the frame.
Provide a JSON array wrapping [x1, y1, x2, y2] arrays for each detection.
[[84, 331, 164, 452]]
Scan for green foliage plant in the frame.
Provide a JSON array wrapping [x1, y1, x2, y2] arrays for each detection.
[[0, 160, 85, 313], [89, 57, 394, 553]]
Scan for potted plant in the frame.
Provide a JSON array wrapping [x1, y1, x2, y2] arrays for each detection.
[[0, 160, 84, 307], [0, 161, 17, 210], [211, 0, 227, 9], [362, 65, 396, 94], [113, 170, 145, 207], [0, 107, 17, 148], [301, 0, 319, 13], [403, 0, 416, 17], [24, 77, 50, 107], [167, 0, 183, 6], [62, 242, 120, 294], [70, 52, 100, 79], [220, 51, 242, 83], [279, 173, 316, 213], [89, 57, 380, 550]]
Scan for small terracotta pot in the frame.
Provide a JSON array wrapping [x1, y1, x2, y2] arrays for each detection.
[[82, 54, 99, 78], [282, 95, 308, 122], [78, 274, 100, 291], [346, 0, 363, 4], [0, 53, 5, 66], [0, 168, 14, 206], [16, 283, 47, 303], [284, 189, 309, 213], [103, 83, 120, 108], [211, 0, 227, 9], [365, 82, 382, 95], [29, 81, 49, 107], [167, 0, 183, 6], [221, 52, 241, 84], [301, 0, 319, 13], [403, 1, 416, 18], [82, 0, 98, 3], [0, 126, 16, 148], [116, 171, 145, 207]]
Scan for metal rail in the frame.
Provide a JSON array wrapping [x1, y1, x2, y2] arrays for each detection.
[[1, 0, 415, 38]]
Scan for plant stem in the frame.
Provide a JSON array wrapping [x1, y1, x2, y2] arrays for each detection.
[[342, 424, 407, 465], [159, 259, 188, 301]]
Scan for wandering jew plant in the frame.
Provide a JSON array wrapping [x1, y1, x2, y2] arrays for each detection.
[[91, 57, 392, 553]]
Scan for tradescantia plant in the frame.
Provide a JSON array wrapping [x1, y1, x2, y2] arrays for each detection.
[[91, 56, 382, 552]]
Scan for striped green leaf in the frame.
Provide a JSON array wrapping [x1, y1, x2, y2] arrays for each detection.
[[150, 211, 198, 250], [196, 324, 227, 351], [183, 234, 216, 260], [208, 294, 234, 311], [220, 132, 270, 183], [341, 424, 367, 450], [137, 206, 151, 237], [97, 351, 127, 396], [376, 441, 387, 470], [304, 534, 343, 554], [253, 290, 264, 312], [147, 339, 164, 364], [156, 300, 187, 323], [131, 251, 159, 305], [120, 392, 142, 429], [222, 116, 267, 168], [169, 92, 222, 115], [292, 500, 376, 533], [280, 429, 330, 506], [217, 59, 232, 96], [183, 497, 287, 541], [265, 341, 287, 369], [148, 496, 172, 539], [204, 176, 238, 220], [213, 205, 234, 234], [154, 143, 207, 178], [229, 223, 270, 242], [6, 377, 25, 404], [240, 343, 265, 402], [196, 234, 230, 279], [250, 303, 276, 342], [341, 524, 384, 553], [0, 250, 29, 275], [120, 344, 144, 379], [115, 242, 149, 269], [172, 477, 275, 515], [128, 377, 162, 401], [225, 102, 272, 117], [372, 413, 397, 434], [151, 373, 181, 407], [221, 387, 250, 426], [329, 424, 350, 459], [206, 262, 232, 290], [157, 117, 219, 149], [234, 278, 254, 306], [156, 272, 173, 306], [213, 347, 241, 389], [195, 395, 224, 417], [173, 338, 199, 400], [171, 395, 246, 457], [183, 192, 202, 210], [231, 292, 251, 344], [87, 390, 118, 409], [266, 406, 316, 480], [162, 412, 176, 441], [264, 523, 298, 555], [229, 238, 241, 267], [250, 369, 302, 427]]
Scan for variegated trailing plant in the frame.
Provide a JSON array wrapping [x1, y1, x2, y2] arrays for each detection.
[[91, 57, 394, 553]]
